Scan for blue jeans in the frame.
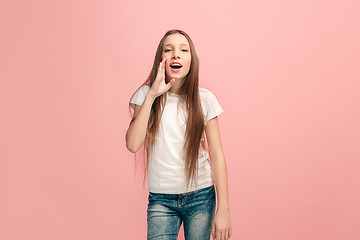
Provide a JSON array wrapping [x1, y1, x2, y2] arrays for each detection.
[[147, 185, 216, 240]]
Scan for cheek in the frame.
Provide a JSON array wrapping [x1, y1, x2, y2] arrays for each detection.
[[186, 58, 191, 68], [165, 65, 172, 75]]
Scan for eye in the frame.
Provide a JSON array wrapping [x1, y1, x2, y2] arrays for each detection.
[[164, 49, 171, 52], [182, 49, 188, 52]]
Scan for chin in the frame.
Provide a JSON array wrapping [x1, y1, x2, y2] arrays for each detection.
[[174, 75, 185, 80]]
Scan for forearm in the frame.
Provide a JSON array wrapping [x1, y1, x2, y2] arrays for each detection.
[[125, 93, 155, 152], [212, 157, 230, 210]]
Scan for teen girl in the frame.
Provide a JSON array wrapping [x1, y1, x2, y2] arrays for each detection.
[[126, 29, 232, 240]]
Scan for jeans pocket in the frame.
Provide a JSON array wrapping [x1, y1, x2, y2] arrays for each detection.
[[201, 185, 215, 194], [193, 185, 215, 201], [207, 185, 215, 198], [148, 192, 155, 202]]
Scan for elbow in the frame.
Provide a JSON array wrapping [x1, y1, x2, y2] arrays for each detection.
[[125, 133, 141, 153], [126, 142, 140, 153]]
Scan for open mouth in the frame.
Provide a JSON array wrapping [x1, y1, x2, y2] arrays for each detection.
[[170, 64, 182, 69]]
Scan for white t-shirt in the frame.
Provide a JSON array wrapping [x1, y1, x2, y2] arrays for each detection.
[[129, 84, 223, 194]]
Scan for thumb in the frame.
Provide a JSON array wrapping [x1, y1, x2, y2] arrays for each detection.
[[211, 223, 216, 239], [166, 78, 176, 88]]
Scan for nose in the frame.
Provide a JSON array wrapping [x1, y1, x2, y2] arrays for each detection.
[[172, 51, 180, 59]]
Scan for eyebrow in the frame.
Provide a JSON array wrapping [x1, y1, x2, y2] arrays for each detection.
[[164, 43, 189, 47]]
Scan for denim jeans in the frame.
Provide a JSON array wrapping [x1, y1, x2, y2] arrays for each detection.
[[147, 185, 216, 240]]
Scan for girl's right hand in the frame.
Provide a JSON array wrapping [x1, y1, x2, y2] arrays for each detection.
[[148, 57, 176, 98]]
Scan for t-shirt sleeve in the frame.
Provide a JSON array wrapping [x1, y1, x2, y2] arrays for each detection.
[[129, 84, 150, 109], [204, 89, 223, 124]]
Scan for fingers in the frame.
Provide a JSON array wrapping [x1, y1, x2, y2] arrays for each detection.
[[216, 230, 221, 240], [213, 229, 232, 240], [155, 57, 166, 80], [224, 231, 229, 240], [162, 58, 166, 77], [166, 78, 176, 87], [211, 223, 215, 239], [212, 230, 215, 240], [228, 228, 232, 238], [164, 78, 175, 92], [161, 57, 166, 71]]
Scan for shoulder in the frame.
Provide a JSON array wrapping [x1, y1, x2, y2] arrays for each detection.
[[199, 86, 213, 97], [129, 84, 151, 109], [132, 84, 150, 98], [199, 86, 218, 101], [136, 84, 150, 94], [198, 86, 223, 123]]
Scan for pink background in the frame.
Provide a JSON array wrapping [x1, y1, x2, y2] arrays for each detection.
[[1, 0, 359, 239]]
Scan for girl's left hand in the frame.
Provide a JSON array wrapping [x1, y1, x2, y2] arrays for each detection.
[[211, 207, 232, 240]]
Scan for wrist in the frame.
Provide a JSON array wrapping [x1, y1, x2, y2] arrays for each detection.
[[145, 92, 157, 102], [217, 204, 230, 211]]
